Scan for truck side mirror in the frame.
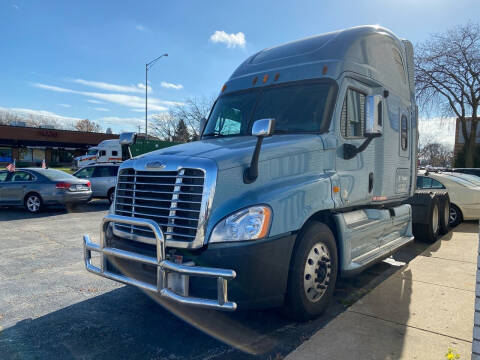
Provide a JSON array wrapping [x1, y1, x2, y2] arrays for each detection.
[[365, 95, 383, 136], [119, 132, 137, 146], [244, 119, 275, 184], [252, 118, 275, 137]]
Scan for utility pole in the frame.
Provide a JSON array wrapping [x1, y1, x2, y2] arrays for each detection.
[[145, 53, 168, 145]]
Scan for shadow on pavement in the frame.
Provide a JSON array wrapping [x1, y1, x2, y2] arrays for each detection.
[[0, 200, 109, 221]]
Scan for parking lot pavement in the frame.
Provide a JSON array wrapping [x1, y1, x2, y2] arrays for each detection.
[[0, 204, 471, 359]]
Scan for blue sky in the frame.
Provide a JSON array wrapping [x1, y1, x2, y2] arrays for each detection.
[[0, 0, 476, 143]]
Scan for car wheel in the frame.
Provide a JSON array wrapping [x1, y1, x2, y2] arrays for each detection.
[[284, 221, 338, 321], [24, 193, 42, 213], [449, 204, 462, 228], [108, 188, 115, 204]]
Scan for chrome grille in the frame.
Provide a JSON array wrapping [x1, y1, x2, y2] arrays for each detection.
[[114, 168, 205, 242]]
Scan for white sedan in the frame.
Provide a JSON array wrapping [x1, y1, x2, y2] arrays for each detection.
[[417, 170, 480, 227]]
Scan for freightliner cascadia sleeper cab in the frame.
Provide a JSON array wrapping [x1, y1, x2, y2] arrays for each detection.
[[83, 25, 441, 320]]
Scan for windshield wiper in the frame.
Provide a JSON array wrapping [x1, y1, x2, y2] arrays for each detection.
[[202, 133, 231, 138]]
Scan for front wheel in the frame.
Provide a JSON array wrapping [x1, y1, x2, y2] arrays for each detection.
[[284, 221, 338, 321], [24, 193, 42, 213]]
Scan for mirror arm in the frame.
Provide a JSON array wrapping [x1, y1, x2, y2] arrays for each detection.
[[343, 133, 381, 160], [243, 137, 264, 184]]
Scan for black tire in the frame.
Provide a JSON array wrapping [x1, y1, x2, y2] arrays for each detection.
[[24, 193, 42, 213], [107, 188, 115, 204], [284, 221, 338, 321], [449, 204, 462, 228], [413, 196, 440, 243], [438, 194, 450, 235]]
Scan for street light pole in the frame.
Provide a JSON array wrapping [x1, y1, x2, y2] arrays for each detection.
[[145, 53, 168, 143]]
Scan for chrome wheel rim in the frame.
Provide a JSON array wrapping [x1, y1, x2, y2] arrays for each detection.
[[432, 204, 439, 233], [303, 242, 331, 303], [449, 206, 457, 224], [27, 196, 40, 212]]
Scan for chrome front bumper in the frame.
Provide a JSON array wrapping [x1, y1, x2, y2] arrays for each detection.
[[83, 214, 237, 311]]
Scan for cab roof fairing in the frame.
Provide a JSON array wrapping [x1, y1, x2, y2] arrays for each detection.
[[221, 25, 411, 100]]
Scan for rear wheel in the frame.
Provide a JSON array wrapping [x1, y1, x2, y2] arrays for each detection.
[[438, 195, 450, 235], [449, 204, 462, 228], [415, 197, 440, 243], [284, 222, 338, 321], [24, 193, 42, 213]]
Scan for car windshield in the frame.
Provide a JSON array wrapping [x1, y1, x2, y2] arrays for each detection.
[[203, 81, 336, 138], [40, 169, 77, 180]]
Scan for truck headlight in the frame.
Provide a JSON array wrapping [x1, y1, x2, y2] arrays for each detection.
[[210, 205, 272, 243]]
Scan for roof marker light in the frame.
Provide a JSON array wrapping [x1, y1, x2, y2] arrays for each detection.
[[252, 77, 258, 86], [221, 84, 227, 92], [262, 74, 269, 83], [274, 73, 280, 81], [322, 66, 328, 75]]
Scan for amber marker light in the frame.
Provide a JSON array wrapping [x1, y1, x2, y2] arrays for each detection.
[[262, 74, 269, 83], [252, 76, 258, 86], [322, 66, 328, 75], [274, 73, 280, 81], [258, 206, 272, 238], [221, 84, 227, 92], [333, 186, 340, 193]]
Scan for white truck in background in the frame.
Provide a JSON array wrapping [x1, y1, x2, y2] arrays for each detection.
[[73, 133, 136, 169]]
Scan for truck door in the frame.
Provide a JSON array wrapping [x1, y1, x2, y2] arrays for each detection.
[[335, 80, 379, 207]]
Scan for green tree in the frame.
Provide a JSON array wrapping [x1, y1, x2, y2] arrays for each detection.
[[173, 119, 190, 143]]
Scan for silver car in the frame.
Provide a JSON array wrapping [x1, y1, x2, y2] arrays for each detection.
[[0, 168, 92, 213], [73, 164, 119, 203]]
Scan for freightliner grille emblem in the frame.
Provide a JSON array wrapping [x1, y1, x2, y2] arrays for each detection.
[[146, 161, 166, 169]]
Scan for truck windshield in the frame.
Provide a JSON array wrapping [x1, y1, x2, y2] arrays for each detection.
[[203, 81, 336, 138], [87, 149, 98, 155]]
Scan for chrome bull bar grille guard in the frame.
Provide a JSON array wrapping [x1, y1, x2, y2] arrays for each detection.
[[83, 214, 237, 311]]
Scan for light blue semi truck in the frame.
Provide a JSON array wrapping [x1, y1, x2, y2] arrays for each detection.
[[83, 26, 444, 320]]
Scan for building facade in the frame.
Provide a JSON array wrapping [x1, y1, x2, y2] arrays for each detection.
[[0, 125, 118, 167], [453, 118, 480, 161]]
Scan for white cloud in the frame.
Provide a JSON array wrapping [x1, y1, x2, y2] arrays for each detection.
[[72, 78, 151, 94], [161, 81, 183, 90], [418, 117, 456, 149], [136, 24, 147, 32], [0, 106, 81, 125], [87, 99, 103, 104], [12, 4, 19, 10], [210, 30, 246, 48], [58, 103, 71, 108], [32, 82, 169, 112], [94, 107, 110, 112]]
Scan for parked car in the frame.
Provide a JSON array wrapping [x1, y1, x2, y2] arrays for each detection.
[[0, 168, 91, 213], [73, 163, 119, 203], [451, 168, 480, 178], [417, 170, 480, 227]]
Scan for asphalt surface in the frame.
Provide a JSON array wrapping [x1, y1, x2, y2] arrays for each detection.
[[0, 201, 434, 360]]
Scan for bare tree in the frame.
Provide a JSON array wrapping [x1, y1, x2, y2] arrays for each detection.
[[151, 96, 215, 141], [75, 119, 102, 132], [415, 22, 480, 167], [418, 141, 453, 167], [150, 112, 178, 141]]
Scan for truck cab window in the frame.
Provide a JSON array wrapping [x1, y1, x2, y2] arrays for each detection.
[[99, 150, 106, 157], [203, 81, 336, 138], [0, 171, 7, 182], [112, 151, 118, 156], [341, 89, 366, 138], [401, 114, 408, 150]]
